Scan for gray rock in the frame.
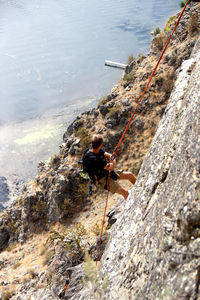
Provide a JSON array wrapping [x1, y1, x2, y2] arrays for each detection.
[[107, 93, 118, 101], [121, 99, 130, 106], [100, 37, 200, 299], [69, 139, 81, 155], [0, 177, 9, 206], [0, 228, 9, 251], [99, 105, 109, 116]]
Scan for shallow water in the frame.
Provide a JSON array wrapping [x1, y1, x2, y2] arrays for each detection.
[[0, 0, 181, 207]]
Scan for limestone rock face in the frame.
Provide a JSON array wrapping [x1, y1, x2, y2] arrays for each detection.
[[101, 38, 200, 299]]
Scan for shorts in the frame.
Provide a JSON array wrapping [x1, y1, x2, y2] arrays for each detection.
[[97, 169, 123, 194]]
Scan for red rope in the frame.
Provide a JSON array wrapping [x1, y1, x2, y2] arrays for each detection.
[[95, 0, 190, 265], [111, 0, 190, 161]]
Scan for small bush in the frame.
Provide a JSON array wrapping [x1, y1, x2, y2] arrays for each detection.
[[31, 200, 47, 219], [127, 54, 135, 65], [137, 53, 146, 63], [92, 222, 101, 236], [153, 27, 161, 36], [50, 154, 60, 166], [98, 96, 107, 107], [188, 12, 200, 36], [82, 251, 108, 299], [153, 33, 167, 51], [108, 106, 122, 119], [179, 1, 186, 8], [47, 223, 87, 261], [164, 26, 170, 32], [67, 223, 87, 252], [162, 74, 175, 99], [122, 69, 136, 85], [76, 126, 90, 149], [165, 16, 176, 31]]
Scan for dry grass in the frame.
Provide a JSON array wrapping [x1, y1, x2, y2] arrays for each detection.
[[153, 32, 167, 52], [188, 12, 200, 36], [0, 233, 48, 296]]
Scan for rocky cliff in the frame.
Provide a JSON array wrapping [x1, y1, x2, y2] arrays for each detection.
[[0, 3, 200, 300], [101, 37, 200, 300]]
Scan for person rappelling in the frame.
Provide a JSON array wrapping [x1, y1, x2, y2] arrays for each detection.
[[82, 135, 136, 199]]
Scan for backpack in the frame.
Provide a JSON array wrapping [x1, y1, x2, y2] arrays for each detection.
[[82, 149, 118, 184], [82, 148, 107, 183]]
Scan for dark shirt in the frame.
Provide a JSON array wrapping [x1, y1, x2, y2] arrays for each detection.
[[83, 148, 108, 182]]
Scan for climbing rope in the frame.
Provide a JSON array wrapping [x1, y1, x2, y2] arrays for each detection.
[[96, 0, 190, 265], [112, 0, 190, 161]]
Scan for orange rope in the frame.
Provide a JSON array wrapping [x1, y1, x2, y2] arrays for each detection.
[[112, 0, 190, 161], [95, 0, 190, 265]]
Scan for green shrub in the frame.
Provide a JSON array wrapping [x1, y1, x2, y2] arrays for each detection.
[[92, 222, 101, 236], [164, 26, 170, 32], [153, 27, 161, 36], [47, 223, 87, 260], [179, 1, 186, 8], [31, 199, 47, 219], [82, 251, 108, 299], [76, 126, 90, 149], [67, 223, 87, 252], [108, 106, 122, 118]]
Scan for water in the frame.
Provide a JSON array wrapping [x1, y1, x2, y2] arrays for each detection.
[[0, 0, 181, 207]]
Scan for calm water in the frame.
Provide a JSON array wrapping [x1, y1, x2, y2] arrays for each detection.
[[0, 0, 181, 207]]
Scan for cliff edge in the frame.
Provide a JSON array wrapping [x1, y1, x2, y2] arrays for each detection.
[[101, 37, 200, 299]]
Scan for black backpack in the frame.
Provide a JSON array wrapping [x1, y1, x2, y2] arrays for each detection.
[[82, 148, 108, 183], [82, 149, 118, 183]]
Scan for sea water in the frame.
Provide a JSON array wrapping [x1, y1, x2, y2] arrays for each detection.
[[0, 0, 181, 207]]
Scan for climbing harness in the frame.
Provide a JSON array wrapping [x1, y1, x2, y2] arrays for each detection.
[[96, 0, 191, 265]]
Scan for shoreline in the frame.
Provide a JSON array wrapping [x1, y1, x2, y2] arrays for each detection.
[[0, 97, 97, 210]]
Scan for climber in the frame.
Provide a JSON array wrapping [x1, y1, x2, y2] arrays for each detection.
[[82, 134, 136, 199]]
